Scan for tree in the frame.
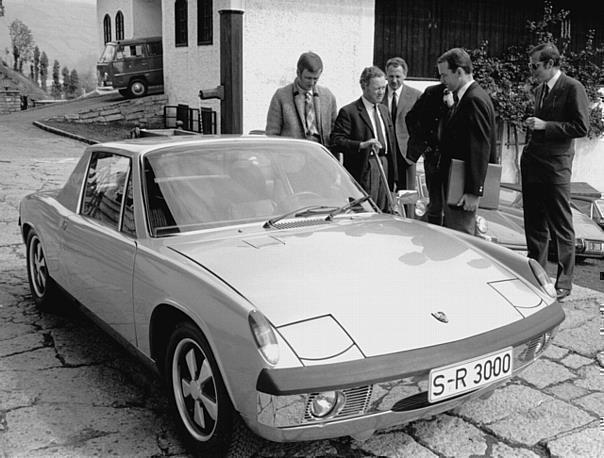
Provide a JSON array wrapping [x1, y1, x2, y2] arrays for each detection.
[[9, 19, 34, 73], [39, 51, 48, 91], [50, 59, 62, 99], [68, 69, 81, 98], [61, 65, 70, 95], [33, 46, 40, 86]]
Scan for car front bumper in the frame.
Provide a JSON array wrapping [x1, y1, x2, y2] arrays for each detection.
[[250, 302, 564, 442]]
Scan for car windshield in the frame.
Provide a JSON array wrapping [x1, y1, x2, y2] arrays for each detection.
[[143, 141, 372, 236], [98, 43, 116, 62], [499, 187, 523, 209]]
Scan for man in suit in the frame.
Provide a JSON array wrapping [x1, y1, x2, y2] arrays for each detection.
[[522, 43, 589, 300], [382, 57, 421, 192], [331, 66, 397, 211], [436, 48, 497, 234], [265, 51, 337, 147], [406, 82, 452, 225]]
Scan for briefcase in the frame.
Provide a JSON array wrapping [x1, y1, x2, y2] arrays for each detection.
[[447, 158, 502, 210]]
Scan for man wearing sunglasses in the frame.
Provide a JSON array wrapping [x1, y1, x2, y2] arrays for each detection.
[[522, 43, 589, 301]]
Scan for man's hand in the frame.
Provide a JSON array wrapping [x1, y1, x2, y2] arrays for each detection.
[[525, 116, 547, 131], [360, 138, 382, 152], [457, 193, 480, 211]]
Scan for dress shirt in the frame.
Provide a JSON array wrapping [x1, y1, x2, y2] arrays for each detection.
[[361, 96, 388, 155]]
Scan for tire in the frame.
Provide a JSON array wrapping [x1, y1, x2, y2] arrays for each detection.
[[118, 88, 130, 98], [165, 322, 262, 457], [26, 230, 59, 311], [128, 79, 147, 98]]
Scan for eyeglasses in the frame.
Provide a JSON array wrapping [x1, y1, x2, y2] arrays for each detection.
[[529, 61, 544, 71]]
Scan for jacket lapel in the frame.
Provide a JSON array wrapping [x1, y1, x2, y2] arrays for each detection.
[[314, 88, 323, 141], [358, 98, 375, 136]]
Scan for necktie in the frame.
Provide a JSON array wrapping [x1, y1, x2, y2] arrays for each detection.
[[373, 104, 386, 155], [539, 84, 549, 110], [305, 92, 318, 139], [391, 91, 397, 123]]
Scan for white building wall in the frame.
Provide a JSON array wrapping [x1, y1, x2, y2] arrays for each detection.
[[160, 0, 374, 134], [97, 0, 134, 52], [133, 0, 162, 38], [161, 0, 221, 128], [243, 0, 375, 133]]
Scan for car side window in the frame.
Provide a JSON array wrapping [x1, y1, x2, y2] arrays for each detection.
[[81, 152, 131, 231]]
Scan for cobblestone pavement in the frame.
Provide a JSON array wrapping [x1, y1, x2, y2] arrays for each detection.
[[1, 115, 603, 457]]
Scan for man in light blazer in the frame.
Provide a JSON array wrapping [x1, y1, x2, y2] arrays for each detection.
[[522, 42, 589, 300], [265, 51, 337, 148], [331, 66, 397, 211], [382, 57, 421, 192], [437, 48, 497, 235]]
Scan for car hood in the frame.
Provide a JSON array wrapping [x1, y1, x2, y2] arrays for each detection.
[[169, 216, 544, 356], [477, 208, 526, 247], [573, 210, 604, 239]]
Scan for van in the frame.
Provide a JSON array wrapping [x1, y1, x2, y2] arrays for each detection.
[[97, 36, 163, 98]]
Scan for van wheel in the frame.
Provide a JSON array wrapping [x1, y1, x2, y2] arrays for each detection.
[[128, 79, 148, 97], [118, 89, 129, 97]]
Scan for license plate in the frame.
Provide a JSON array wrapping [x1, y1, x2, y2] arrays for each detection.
[[428, 348, 513, 403]]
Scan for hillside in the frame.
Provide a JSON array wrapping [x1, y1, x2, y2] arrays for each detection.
[[0, 0, 98, 81]]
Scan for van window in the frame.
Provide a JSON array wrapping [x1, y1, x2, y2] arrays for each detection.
[[148, 41, 162, 56], [99, 43, 116, 63], [123, 44, 145, 58]]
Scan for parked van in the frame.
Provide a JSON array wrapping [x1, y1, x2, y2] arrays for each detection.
[[97, 36, 163, 98]]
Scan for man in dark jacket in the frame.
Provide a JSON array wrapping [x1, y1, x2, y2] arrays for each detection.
[[522, 43, 589, 300], [331, 66, 397, 211], [406, 82, 451, 225], [437, 48, 497, 234]]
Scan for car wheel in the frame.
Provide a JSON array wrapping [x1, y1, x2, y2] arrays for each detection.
[[165, 322, 261, 456], [118, 89, 130, 98], [128, 79, 147, 98], [26, 230, 58, 310]]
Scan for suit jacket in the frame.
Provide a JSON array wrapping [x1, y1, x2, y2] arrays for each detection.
[[382, 85, 421, 163], [522, 73, 589, 184], [265, 83, 338, 147], [331, 98, 398, 189], [439, 81, 497, 197], [406, 83, 450, 165]]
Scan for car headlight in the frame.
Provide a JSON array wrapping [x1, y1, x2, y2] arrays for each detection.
[[249, 310, 279, 365], [528, 259, 556, 298], [415, 200, 426, 217], [475, 215, 488, 234]]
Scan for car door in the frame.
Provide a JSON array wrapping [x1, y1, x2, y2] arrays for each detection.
[[60, 151, 138, 345]]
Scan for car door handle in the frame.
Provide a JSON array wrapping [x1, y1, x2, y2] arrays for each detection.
[[60, 218, 68, 231]]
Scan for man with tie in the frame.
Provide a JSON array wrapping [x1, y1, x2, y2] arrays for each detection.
[[522, 43, 589, 301], [382, 57, 421, 194], [265, 51, 338, 148], [331, 66, 397, 211], [436, 48, 497, 235]]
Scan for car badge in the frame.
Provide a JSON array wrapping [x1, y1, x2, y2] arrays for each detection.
[[431, 311, 449, 323]]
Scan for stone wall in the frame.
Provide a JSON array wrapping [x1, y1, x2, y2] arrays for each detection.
[[50, 94, 168, 128], [0, 89, 21, 114]]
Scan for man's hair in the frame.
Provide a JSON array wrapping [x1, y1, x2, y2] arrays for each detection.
[[385, 57, 408, 74], [437, 48, 473, 74], [359, 66, 385, 88], [530, 42, 561, 67], [297, 51, 323, 73]]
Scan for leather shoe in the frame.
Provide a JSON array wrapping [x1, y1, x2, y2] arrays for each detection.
[[556, 288, 571, 300]]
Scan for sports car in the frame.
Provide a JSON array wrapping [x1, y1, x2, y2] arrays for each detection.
[[415, 171, 604, 259], [19, 136, 564, 456]]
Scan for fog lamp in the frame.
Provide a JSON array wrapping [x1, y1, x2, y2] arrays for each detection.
[[475, 215, 488, 234], [309, 391, 344, 418]]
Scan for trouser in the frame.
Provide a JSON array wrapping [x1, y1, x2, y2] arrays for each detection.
[[425, 160, 443, 225], [522, 182, 575, 290], [367, 155, 390, 211], [397, 157, 417, 217]]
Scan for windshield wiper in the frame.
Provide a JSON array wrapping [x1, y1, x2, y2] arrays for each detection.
[[263, 205, 338, 229], [326, 195, 372, 221]]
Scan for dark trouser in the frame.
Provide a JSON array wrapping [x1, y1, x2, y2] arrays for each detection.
[[367, 155, 390, 211], [425, 159, 443, 225], [522, 182, 575, 290]]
